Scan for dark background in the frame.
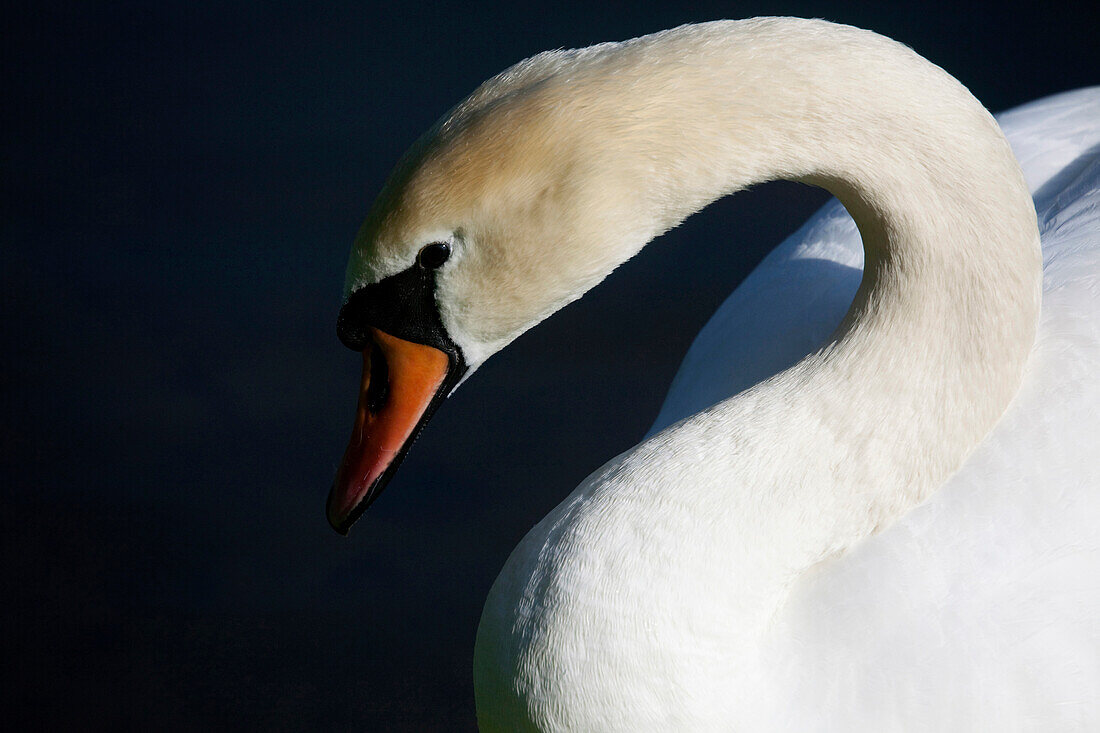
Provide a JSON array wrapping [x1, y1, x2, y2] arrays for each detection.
[[4, 1, 1095, 729]]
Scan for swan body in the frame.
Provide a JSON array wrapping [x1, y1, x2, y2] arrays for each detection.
[[651, 87, 1100, 731], [334, 18, 1099, 731]]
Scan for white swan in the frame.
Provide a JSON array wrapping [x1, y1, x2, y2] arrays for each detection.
[[328, 19, 1100, 730]]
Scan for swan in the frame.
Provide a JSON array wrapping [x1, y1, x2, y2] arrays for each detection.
[[326, 19, 1100, 730]]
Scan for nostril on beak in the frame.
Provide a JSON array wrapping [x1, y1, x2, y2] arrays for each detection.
[[365, 339, 389, 413]]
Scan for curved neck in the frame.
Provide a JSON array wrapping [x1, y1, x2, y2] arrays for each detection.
[[600, 20, 1041, 609], [475, 21, 1041, 728]]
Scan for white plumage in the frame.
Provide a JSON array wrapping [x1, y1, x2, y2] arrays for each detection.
[[660, 87, 1100, 732], [341, 18, 1099, 731]]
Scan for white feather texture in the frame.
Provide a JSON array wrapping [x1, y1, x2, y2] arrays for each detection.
[[665, 87, 1100, 733], [342, 18, 1099, 732]]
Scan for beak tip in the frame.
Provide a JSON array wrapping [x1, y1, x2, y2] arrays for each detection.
[[326, 486, 353, 536], [327, 510, 352, 536]]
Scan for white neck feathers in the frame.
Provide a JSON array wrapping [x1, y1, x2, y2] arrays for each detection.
[[465, 19, 1040, 730]]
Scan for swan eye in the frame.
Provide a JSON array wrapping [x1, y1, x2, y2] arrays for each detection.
[[417, 242, 451, 269]]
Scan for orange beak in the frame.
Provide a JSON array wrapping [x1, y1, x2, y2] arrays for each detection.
[[327, 327, 452, 533]]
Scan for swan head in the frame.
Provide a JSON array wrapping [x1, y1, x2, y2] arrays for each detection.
[[328, 50, 666, 532]]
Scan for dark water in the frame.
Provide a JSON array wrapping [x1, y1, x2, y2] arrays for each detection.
[[4, 1, 1095, 728]]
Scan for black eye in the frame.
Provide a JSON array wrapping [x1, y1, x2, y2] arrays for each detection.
[[417, 242, 451, 269]]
